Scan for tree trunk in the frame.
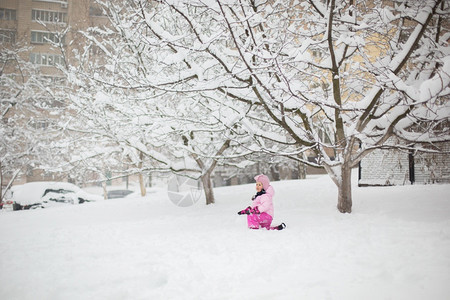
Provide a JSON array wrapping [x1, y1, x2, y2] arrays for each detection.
[[1, 167, 20, 202], [0, 161, 3, 202], [337, 164, 352, 213], [191, 140, 230, 205], [298, 162, 306, 179], [139, 173, 146, 197], [102, 181, 108, 200], [138, 151, 146, 197], [201, 172, 215, 205]]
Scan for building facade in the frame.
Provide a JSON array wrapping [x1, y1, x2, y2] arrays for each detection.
[[0, 0, 107, 185], [359, 140, 450, 186], [0, 0, 105, 77]]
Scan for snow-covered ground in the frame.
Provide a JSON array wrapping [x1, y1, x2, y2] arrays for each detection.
[[1, 174, 449, 300]]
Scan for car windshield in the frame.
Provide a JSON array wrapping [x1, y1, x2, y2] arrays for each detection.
[[43, 189, 75, 196]]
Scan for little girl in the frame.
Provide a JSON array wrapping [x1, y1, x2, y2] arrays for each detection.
[[238, 174, 286, 230]]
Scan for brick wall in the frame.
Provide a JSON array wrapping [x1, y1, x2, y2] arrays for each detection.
[[359, 141, 450, 186], [359, 147, 410, 186], [414, 142, 450, 184]]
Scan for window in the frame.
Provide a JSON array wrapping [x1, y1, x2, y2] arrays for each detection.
[[42, 75, 66, 85], [0, 8, 16, 20], [312, 50, 322, 58], [89, 5, 105, 16], [30, 119, 50, 130], [32, 9, 67, 24], [31, 31, 65, 44], [0, 30, 16, 43], [30, 52, 65, 67]]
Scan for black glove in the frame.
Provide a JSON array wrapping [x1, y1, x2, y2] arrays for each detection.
[[238, 206, 252, 215], [251, 206, 260, 214]]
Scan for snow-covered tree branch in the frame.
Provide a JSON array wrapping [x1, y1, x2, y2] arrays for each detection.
[[67, 0, 449, 212]]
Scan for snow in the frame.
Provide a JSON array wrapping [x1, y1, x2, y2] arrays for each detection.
[[8, 181, 102, 206], [387, 56, 450, 103], [1, 174, 449, 299]]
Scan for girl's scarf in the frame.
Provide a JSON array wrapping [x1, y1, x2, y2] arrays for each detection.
[[252, 189, 266, 200]]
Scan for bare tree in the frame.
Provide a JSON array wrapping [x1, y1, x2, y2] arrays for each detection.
[[98, 0, 448, 213], [62, 1, 260, 205]]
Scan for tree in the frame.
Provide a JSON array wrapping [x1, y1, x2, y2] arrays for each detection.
[[63, 1, 260, 205], [64, 68, 255, 204], [95, 0, 449, 213], [0, 44, 66, 201]]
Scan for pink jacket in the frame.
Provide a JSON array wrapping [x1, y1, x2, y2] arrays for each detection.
[[252, 185, 274, 217]]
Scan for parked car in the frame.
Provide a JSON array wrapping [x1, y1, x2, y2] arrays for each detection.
[[1, 182, 102, 211], [0, 199, 30, 211], [107, 189, 134, 199]]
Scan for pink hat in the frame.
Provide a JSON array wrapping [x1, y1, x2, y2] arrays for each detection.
[[254, 174, 270, 190]]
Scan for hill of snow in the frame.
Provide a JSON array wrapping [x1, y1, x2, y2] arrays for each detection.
[[1, 174, 449, 299]]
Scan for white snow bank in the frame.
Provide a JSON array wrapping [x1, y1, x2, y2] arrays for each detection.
[[0, 174, 449, 299]]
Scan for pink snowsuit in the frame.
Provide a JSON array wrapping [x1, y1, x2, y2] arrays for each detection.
[[248, 175, 274, 229]]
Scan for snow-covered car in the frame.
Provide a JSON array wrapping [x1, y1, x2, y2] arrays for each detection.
[[107, 189, 134, 199], [0, 199, 26, 211], [1, 182, 102, 211]]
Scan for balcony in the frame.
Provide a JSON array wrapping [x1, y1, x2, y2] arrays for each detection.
[[32, 0, 68, 8]]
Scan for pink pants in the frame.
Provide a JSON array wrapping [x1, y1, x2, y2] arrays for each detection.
[[247, 212, 273, 229]]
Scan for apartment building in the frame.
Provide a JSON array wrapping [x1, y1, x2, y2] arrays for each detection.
[[0, 0, 106, 77], [0, 0, 108, 184]]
